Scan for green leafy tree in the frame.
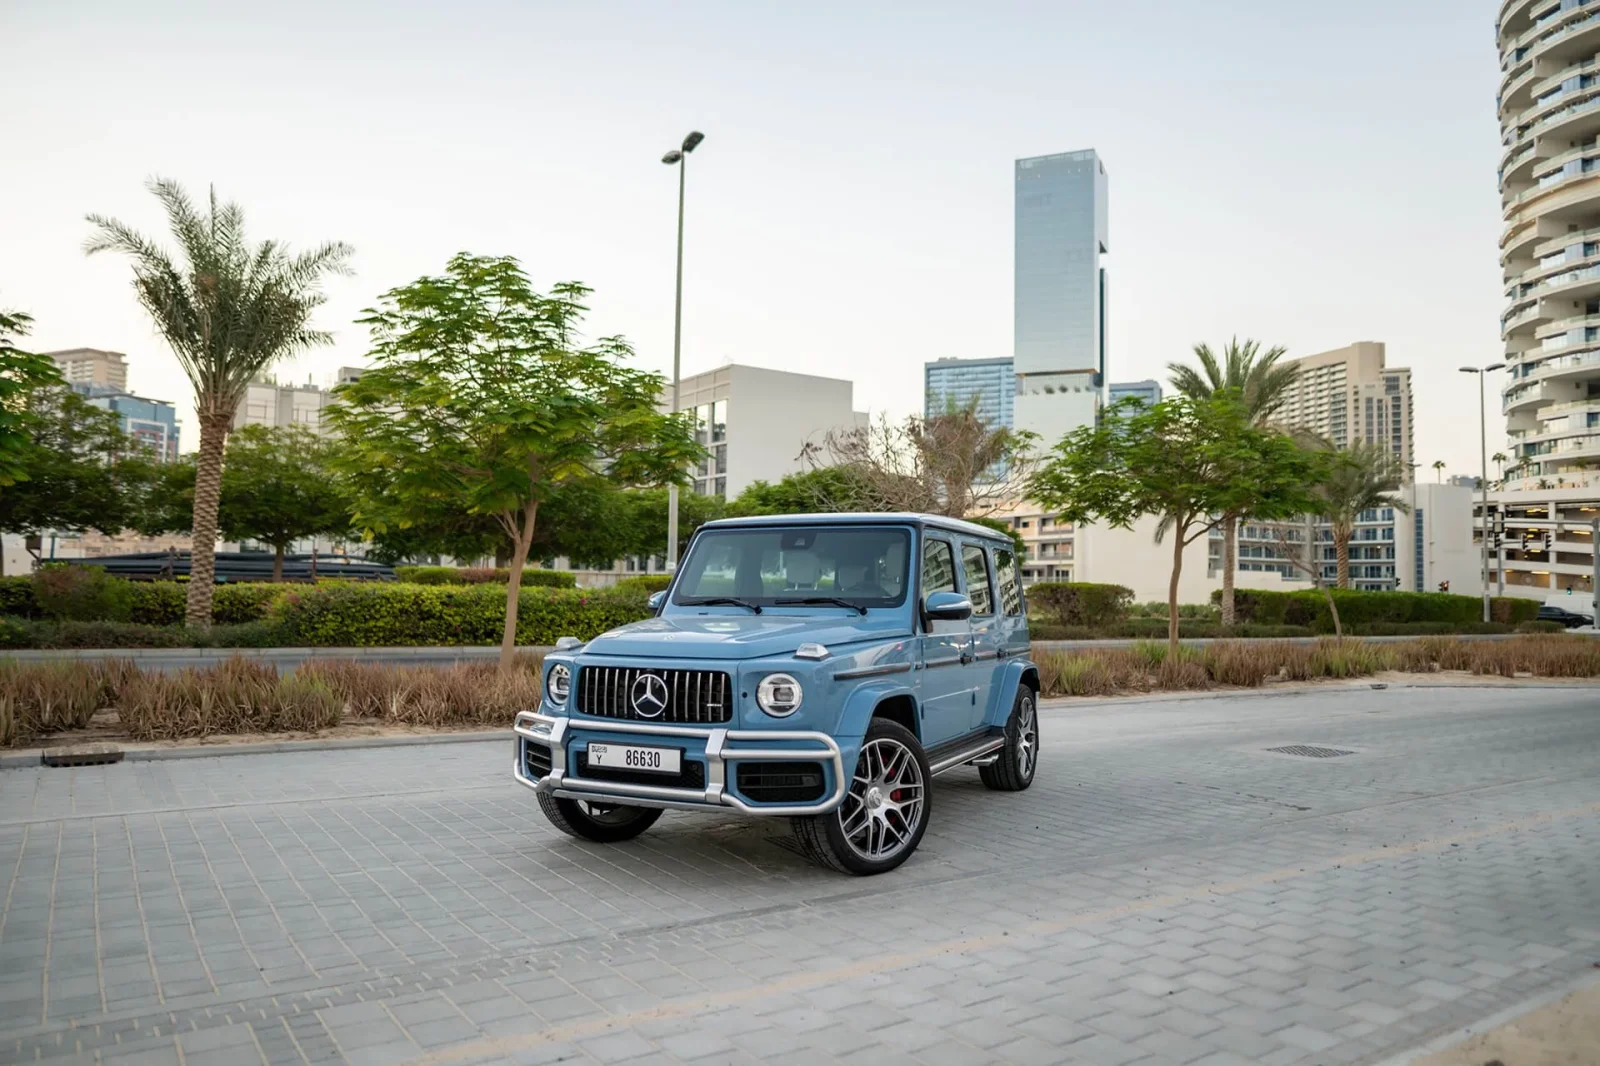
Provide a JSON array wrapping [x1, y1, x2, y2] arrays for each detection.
[[1167, 338, 1300, 626], [1029, 395, 1321, 653], [218, 424, 352, 581], [330, 253, 700, 668], [727, 467, 877, 516], [1305, 442, 1409, 590], [617, 487, 725, 563], [965, 515, 1027, 558], [85, 178, 353, 626], [0, 307, 68, 487], [128, 454, 196, 538], [0, 384, 148, 572]]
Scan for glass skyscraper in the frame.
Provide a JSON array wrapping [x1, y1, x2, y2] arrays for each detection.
[[924, 357, 1015, 427], [1108, 379, 1161, 408], [1013, 149, 1108, 444]]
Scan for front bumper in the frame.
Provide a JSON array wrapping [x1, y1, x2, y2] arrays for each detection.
[[512, 710, 848, 816]]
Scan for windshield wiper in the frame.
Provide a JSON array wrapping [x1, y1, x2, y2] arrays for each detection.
[[775, 596, 868, 616], [679, 596, 763, 614]]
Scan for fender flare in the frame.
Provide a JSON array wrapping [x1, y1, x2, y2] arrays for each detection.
[[832, 679, 920, 741], [985, 658, 1041, 727]]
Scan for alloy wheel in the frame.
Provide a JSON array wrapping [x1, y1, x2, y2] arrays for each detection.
[[837, 737, 926, 862]]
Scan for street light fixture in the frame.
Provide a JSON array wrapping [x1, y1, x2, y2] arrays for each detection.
[[1460, 363, 1505, 622], [662, 130, 705, 573]]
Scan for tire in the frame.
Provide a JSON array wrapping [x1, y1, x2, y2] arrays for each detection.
[[980, 686, 1038, 792], [537, 793, 663, 842], [792, 718, 931, 875]]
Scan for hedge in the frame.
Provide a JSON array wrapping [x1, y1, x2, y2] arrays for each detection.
[[393, 566, 576, 588], [1222, 589, 1539, 631], [0, 618, 287, 649], [269, 583, 650, 646], [612, 574, 673, 594], [1031, 621, 1316, 640], [1026, 583, 1134, 628], [0, 576, 289, 625]]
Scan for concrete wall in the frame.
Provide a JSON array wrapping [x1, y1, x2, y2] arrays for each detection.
[[1074, 517, 1301, 604], [723, 365, 861, 498]]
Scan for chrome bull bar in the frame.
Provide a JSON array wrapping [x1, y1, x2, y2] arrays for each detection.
[[512, 710, 848, 816]]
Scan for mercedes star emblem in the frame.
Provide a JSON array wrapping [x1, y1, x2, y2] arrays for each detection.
[[630, 673, 669, 718]]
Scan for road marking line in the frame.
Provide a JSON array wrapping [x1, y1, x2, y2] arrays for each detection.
[[402, 799, 1600, 1066]]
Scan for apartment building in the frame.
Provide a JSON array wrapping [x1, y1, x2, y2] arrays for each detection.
[[42, 348, 128, 391], [924, 357, 1015, 427], [1275, 342, 1414, 467], [1489, 2, 1600, 606], [233, 379, 334, 433]]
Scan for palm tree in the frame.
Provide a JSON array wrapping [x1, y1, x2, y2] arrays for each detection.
[[1432, 460, 1446, 483], [1308, 443, 1410, 589], [1167, 338, 1300, 625], [86, 179, 352, 627], [1492, 452, 1507, 479]]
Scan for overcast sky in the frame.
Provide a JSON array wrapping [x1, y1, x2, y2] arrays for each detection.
[[1, 0, 1506, 476]]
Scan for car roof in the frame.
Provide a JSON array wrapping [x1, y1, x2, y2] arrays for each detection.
[[697, 512, 1013, 544]]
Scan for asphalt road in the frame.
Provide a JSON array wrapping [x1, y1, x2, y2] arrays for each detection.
[[1, 683, 1597, 1065]]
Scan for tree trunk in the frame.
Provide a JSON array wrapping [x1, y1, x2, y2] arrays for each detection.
[[1320, 583, 1343, 639], [184, 414, 231, 628], [1168, 527, 1184, 656], [272, 544, 285, 583], [1334, 523, 1351, 589], [1220, 513, 1238, 627], [499, 501, 538, 672]]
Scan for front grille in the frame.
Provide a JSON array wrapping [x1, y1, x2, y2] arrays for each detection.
[[522, 740, 552, 780], [736, 761, 826, 804], [575, 750, 706, 791], [576, 666, 733, 724]]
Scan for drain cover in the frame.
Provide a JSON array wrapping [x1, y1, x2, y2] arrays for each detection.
[[1266, 745, 1355, 759], [41, 745, 125, 768]]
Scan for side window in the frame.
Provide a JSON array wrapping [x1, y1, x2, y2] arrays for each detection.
[[961, 544, 994, 616], [922, 539, 957, 596], [995, 549, 1023, 617]]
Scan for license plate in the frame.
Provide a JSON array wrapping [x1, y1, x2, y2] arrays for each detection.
[[586, 743, 680, 774]]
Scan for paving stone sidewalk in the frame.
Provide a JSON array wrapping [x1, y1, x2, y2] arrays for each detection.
[[1, 685, 1597, 1066]]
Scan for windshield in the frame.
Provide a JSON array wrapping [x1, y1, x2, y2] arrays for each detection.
[[672, 526, 912, 609]]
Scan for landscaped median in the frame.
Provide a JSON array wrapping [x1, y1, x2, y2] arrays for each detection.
[[2, 636, 1596, 754]]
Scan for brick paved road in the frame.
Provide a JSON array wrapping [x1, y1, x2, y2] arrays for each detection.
[[1, 684, 1597, 1066]]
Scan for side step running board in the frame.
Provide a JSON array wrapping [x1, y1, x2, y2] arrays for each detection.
[[928, 737, 1007, 775]]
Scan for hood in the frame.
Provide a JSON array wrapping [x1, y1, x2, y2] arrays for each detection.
[[578, 612, 911, 661]]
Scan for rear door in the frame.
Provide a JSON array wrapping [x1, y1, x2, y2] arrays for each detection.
[[917, 535, 974, 745], [959, 540, 1000, 731]]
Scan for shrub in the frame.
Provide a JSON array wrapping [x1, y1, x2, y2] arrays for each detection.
[[393, 566, 576, 588], [1202, 642, 1271, 687], [270, 583, 650, 646], [612, 575, 673, 594], [116, 658, 343, 740], [302, 656, 543, 727], [1517, 620, 1567, 634], [0, 578, 34, 617], [1308, 638, 1394, 679], [1225, 589, 1538, 630], [0, 660, 126, 744], [1027, 583, 1135, 628], [32, 564, 135, 623]]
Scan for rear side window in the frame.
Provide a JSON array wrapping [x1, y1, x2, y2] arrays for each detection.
[[923, 539, 957, 595], [995, 549, 1023, 616], [961, 544, 994, 616]]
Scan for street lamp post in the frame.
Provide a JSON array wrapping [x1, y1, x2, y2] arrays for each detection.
[[1460, 363, 1505, 622], [661, 130, 705, 573]]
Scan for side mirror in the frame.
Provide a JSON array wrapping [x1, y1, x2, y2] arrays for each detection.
[[924, 591, 973, 621], [647, 590, 667, 614]]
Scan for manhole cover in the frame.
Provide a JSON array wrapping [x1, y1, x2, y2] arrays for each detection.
[[1266, 745, 1355, 759]]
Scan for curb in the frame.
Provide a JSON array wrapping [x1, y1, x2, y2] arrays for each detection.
[[0, 729, 507, 770], [1039, 677, 1599, 710], [1371, 968, 1600, 1065]]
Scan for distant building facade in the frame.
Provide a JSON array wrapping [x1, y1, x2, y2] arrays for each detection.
[[43, 348, 128, 391], [1012, 149, 1109, 445], [73, 384, 180, 462], [1108, 379, 1162, 407], [233, 379, 334, 433], [1276, 342, 1414, 469], [924, 357, 1015, 428]]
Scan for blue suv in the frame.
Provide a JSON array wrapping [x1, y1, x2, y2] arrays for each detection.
[[513, 514, 1039, 874]]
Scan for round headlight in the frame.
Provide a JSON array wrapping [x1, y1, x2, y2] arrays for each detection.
[[546, 664, 571, 705], [757, 673, 803, 717]]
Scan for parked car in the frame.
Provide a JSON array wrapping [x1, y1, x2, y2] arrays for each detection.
[[1537, 603, 1595, 629], [513, 513, 1039, 874]]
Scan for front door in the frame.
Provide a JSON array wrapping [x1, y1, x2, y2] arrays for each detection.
[[959, 540, 1001, 731], [917, 536, 973, 746]]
